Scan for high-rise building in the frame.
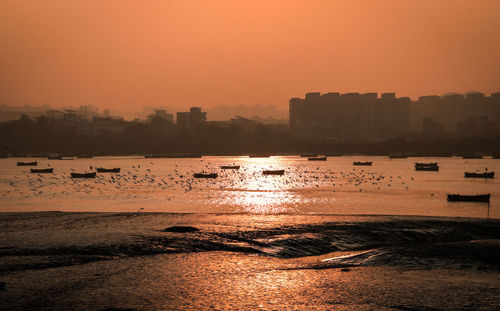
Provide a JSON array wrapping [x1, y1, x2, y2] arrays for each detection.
[[394, 97, 411, 135], [176, 107, 207, 129], [289, 91, 411, 140], [289, 97, 306, 129], [490, 92, 500, 124]]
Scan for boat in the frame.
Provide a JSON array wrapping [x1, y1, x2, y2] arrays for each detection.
[[461, 153, 483, 159], [96, 167, 120, 173], [415, 163, 439, 171], [30, 168, 53, 173], [193, 173, 218, 178], [464, 172, 495, 178], [308, 157, 327, 161], [17, 161, 37, 166], [263, 170, 285, 175], [219, 165, 240, 170], [71, 172, 97, 178], [353, 161, 372, 166], [447, 194, 490, 203], [389, 154, 407, 159]]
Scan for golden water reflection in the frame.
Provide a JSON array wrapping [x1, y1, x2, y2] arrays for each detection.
[[212, 157, 299, 213]]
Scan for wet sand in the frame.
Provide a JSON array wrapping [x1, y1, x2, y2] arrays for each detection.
[[1, 213, 500, 310], [1, 252, 499, 310]]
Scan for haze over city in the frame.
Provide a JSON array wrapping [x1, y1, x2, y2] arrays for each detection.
[[1, 0, 500, 115]]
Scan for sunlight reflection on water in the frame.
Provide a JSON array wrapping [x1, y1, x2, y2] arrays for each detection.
[[0, 156, 499, 218]]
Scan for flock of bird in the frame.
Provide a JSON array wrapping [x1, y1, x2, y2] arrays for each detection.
[[2, 159, 414, 204]]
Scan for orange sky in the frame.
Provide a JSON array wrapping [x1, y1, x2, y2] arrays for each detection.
[[1, 0, 499, 113]]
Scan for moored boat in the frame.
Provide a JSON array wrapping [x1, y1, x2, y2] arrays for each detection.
[[415, 162, 439, 171], [389, 154, 407, 159], [464, 172, 494, 178], [193, 173, 218, 178], [353, 161, 372, 166], [30, 168, 53, 173], [71, 172, 97, 178], [447, 194, 490, 203], [220, 165, 240, 170], [263, 169, 285, 175], [96, 167, 120, 173], [308, 157, 327, 161], [461, 153, 483, 159], [17, 161, 37, 166]]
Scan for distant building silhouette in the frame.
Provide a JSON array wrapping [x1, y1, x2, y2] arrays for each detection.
[[290, 91, 500, 140], [290, 91, 412, 140], [176, 107, 207, 129]]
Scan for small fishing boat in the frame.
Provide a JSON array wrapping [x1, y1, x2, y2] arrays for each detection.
[[308, 157, 327, 161], [464, 172, 494, 178], [193, 173, 218, 179], [461, 153, 483, 159], [96, 167, 120, 173], [17, 161, 37, 166], [415, 163, 439, 171], [71, 172, 97, 178], [263, 170, 285, 175], [447, 194, 490, 203], [145, 154, 169, 158], [220, 165, 240, 170], [353, 161, 372, 166], [30, 168, 53, 173], [389, 154, 407, 159]]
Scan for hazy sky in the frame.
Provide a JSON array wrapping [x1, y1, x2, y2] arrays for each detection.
[[1, 0, 499, 113]]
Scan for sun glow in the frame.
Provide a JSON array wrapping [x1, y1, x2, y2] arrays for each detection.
[[212, 157, 299, 213]]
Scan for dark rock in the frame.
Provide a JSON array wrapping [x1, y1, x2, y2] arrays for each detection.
[[164, 226, 200, 233]]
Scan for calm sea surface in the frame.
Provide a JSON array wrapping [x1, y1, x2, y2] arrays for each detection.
[[1, 156, 498, 218]]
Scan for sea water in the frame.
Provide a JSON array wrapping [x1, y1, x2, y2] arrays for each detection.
[[1, 156, 498, 218]]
